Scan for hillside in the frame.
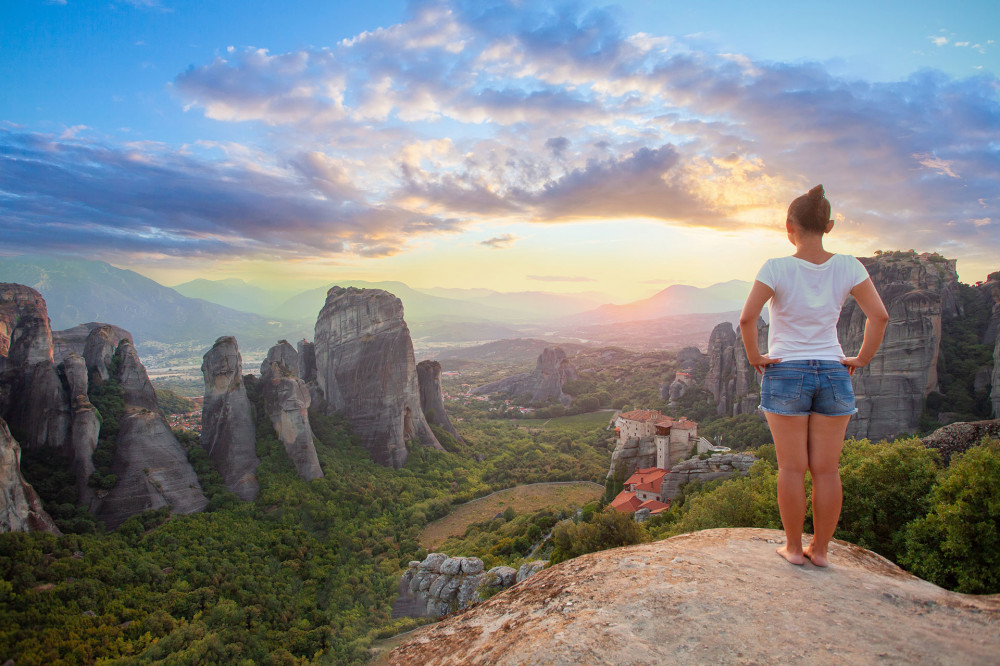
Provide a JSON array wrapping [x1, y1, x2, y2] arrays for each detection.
[[388, 528, 1000, 665], [568, 279, 751, 325], [0, 256, 309, 364]]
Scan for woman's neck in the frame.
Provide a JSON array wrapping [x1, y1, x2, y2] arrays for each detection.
[[792, 234, 833, 264]]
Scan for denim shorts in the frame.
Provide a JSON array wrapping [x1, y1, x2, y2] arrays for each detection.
[[759, 360, 857, 417]]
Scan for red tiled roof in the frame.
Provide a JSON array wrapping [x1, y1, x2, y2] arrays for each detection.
[[618, 409, 664, 423], [624, 468, 667, 489], [638, 499, 670, 514], [635, 480, 662, 493], [610, 490, 642, 513]]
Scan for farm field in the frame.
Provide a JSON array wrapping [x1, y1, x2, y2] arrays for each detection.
[[420, 481, 603, 550]]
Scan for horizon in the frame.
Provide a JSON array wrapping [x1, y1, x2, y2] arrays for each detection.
[[2, 0, 998, 301]]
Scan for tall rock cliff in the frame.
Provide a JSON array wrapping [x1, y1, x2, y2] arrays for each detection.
[[296, 339, 325, 409], [260, 341, 323, 481], [0, 417, 59, 534], [0, 284, 71, 454], [471, 347, 579, 406], [416, 360, 463, 444], [313, 287, 442, 468], [839, 252, 958, 440], [94, 410, 208, 529], [58, 353, 100, 505], [200, 336, 260, 500], [703, 319, 767, 417]]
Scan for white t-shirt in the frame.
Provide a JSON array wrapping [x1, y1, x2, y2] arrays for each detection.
[[755, 254, 870, 361]]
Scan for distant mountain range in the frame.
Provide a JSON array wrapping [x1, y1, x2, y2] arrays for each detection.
[[0, 256, 308, 365], [567, 280, 751, 325], [0, 255, 752, 364]]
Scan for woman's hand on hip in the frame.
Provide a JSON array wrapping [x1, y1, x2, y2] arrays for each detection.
[[841, 356, 867, 376], [749, 354, 780, 374]]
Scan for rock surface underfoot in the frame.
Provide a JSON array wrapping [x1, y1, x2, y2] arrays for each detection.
[[387, 528, 1000, 666]]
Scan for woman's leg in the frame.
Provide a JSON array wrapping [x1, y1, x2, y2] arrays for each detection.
[[764, 412, 810, 564], [803, 413, 851, 567]]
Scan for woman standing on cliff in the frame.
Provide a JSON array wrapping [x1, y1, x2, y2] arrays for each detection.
[[739, 185, 889, 567]]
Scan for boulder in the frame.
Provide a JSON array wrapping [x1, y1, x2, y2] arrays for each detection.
[[397, 554, 500, 618], [417, 360, 463, 443], [313, 287, 442, 468], [388, 528, 1000, 665], [0, 417, 59, 534], [200, 336, 260, 500], [260, 341, 322, 481], [516, 560, 548, 583], [921, 419, 1000, 464], [471, 347, 579, 406]]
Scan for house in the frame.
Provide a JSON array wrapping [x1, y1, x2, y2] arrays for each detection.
[[610, 466, 671, 516], [614, 409, 701, 469]]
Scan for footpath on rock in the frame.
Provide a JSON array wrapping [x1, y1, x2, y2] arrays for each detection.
[[385, 528, 1000, 666]]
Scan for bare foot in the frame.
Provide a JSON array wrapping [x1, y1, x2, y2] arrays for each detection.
[[803, 545, 829, 567], [776, 546, 805, 565]]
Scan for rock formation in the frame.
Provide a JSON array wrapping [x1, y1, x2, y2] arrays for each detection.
[[58, 353, 100, 504], [94, 410, 208, 529], [114, 339, 159, 411], [838, 252, 959, 441], [416, 360, 463, 444], [471, 347, 579, 406], [200, 336, 260, 500], [387, 528, 1000, 665], [313, 287, 442, 468], [0, 284, 72, 454], [260, 341, 322, 481], [296, 339, 325, 408], [51, 322, 132, 371], [662, 346, 703, 403], [703, 319, 767, 417], [398, 553, 544, 618], [0, 417, 59, 534], [921, 419, 1000, 464], [608, 436, 658, 480], [994, 335, 1000, 419], [659, 452, 757, 499]]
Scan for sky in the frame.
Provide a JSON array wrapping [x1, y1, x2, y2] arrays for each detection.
[[1, 0, 998, 302]]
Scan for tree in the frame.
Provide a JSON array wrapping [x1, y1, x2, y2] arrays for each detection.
[[900, 440, 1000, 593]]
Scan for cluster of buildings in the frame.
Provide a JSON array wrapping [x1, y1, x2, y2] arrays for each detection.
[[611, 467, 672, 515], [166, 396, 203, 433]]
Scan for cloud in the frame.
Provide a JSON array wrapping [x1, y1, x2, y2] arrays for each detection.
[[527, 275, 597, 282], [7, 0, 1000, 272], [0, 130, 460, 261], [479, 233, 519, 249]]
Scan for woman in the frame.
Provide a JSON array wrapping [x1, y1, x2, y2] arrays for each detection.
[[739, 185, 888, 567]]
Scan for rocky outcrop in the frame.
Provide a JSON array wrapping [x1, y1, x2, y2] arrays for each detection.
[[0, 417, 59, 534], [659, 452, 757, 499], [663, 347, 703, 403], [471, 347, 579, 406], [388, 528, 1000, 665], [416, 360, 462, 444], [313, 287, 442, 468], [398, 553, 544, 618], [921, 419, 1000, 464], [114, 339, 158, 411], [608, 436, 657, 480], [994, 334, 1000, 419], [94, 410, 208, 529], [0, 284, 71, 454], [52, 322, 132, 371], [703, 319, 766, 417], [839, 252, 959, 441], [296, 339, 325, 409], [200, 336, 259, 500], [260, 341, 322, 481], [58, 353, 100, 504]]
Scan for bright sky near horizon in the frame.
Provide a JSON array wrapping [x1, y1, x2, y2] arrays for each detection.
[[2, 0, 998, 301]]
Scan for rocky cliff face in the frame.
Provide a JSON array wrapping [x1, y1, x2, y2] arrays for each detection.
[[416, 360, 462, 444], [388, 528, 1000, 665], [260, 341, 323, 481], [313, 287, 441, 468], [838, 252, 959, 441], [296, 339, 325, 409], [58, 353, 100, 504], [703, 319, 767, 417], [397, 553, 546, 618], [200, 336, 260, 500], [0, 284, 72, 455], [51, 322, 132, 371], [608, 436, 657, 480], [94, 410, 208, 529], [0, 417, 59, 534], [471, 347, 579, 406], [659, 453, 757, 499]]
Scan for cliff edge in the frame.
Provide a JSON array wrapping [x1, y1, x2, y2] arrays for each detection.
[[387, 528, 1000, 665]]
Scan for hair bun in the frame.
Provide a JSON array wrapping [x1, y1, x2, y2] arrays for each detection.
[[808, 184, 825, 200]]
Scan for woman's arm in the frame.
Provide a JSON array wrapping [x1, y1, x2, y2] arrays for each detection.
[[739, 280, 779, 374], [841, 278, 889, 375]]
